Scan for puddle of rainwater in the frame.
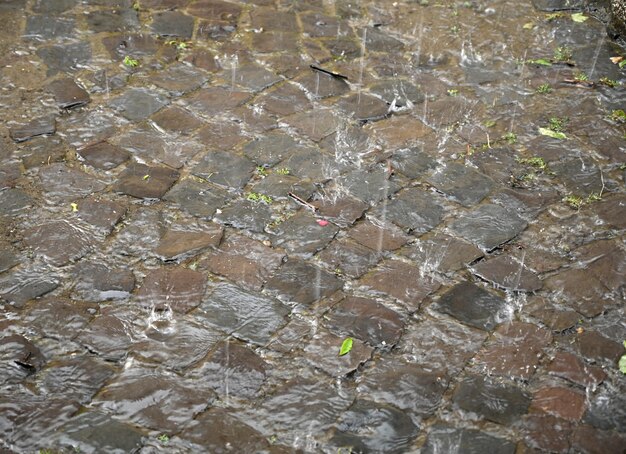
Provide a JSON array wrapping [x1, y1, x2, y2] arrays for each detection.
[[0, 0, 625, 452]]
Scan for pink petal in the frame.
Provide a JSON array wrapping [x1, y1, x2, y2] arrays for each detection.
[[316, 219, 329, 227]]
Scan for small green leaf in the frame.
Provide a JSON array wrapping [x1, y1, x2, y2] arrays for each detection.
[[157, 433, 169, 444], [619, 355, 626, 374], [564, 194, 584, 209], [528, 58, 552, 66], [546, 12, 564, 21], [536, 83, 552, 94], [599, 77, 618, 88], [574, 72, 589, 81], [548, 116, 568, 132], [554, 47, 572, 62], [539, 127, 567, 140], [571, 12, 588, 22], [339, 337, 353, 356], [502, 132, 517, 144], [610, 109, 626, 123], [123, 55, 139, 68]]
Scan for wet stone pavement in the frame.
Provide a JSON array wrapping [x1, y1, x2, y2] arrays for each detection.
[[0, 0, 625, 452]]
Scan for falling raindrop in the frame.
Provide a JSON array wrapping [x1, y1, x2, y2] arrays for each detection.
[[357, 27, 368, 105], [230, 53, 239, 92]]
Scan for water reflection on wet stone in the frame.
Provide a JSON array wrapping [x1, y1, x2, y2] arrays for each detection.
[[1, 0, 625, 452]]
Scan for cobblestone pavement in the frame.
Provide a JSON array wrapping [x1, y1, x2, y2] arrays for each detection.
[[1, 0, 625, 452]]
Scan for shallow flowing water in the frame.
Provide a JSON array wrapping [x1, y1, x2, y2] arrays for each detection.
[[1, 0, 625, 452]]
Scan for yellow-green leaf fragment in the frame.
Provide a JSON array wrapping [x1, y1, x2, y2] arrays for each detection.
[[523, 22, 534, 30], [539, 127, 567, 140], [143, 174, 150, 180], [571, 12, 588, 22], [70, 202, 78, 212], [123, 56, 139, 67], [527, 58, 552, 66], [619, 354, 626, 374], [339, 337, 353, 356]]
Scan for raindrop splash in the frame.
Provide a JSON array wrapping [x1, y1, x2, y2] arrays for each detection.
[[230, 54, 239, 92]]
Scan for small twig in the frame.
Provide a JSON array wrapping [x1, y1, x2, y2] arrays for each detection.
[[562, 79, 595, 88], [76, 138, 106, 151], [288, 192, 318, 212], [309, 65, 349, 80]]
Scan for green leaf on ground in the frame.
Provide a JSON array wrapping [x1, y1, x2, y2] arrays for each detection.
[[619, 355, 626, 374], [123, 55, 139, 67], [528, 58, 552, 66], [571, 13, 588, 22], [339, 337, 353, 356], [157, 433, 169, 444], [539, 127, 567, 140]]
